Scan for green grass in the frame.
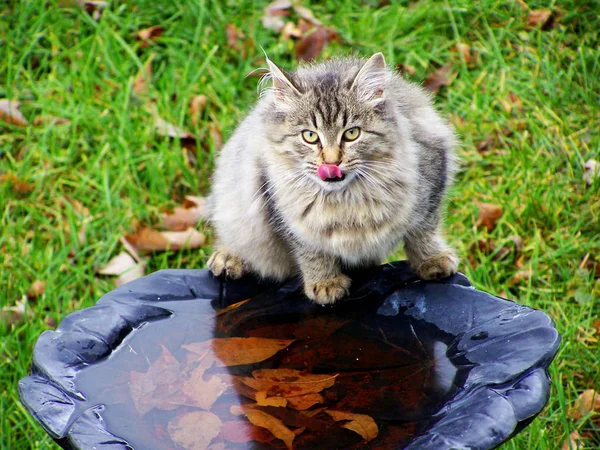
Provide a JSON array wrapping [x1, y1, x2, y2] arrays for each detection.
[[1, 0, 599, 448]]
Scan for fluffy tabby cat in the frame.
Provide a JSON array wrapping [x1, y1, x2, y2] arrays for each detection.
[[207, 53, 458, 305]]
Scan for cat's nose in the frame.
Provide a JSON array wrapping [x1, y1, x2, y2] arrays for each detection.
[[321, 148, 342, 166]]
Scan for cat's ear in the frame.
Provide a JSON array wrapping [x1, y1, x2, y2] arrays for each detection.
[[266, 58, 301, 101], [351, 53, 389, 102]]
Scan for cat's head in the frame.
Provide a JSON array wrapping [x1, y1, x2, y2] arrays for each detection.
[[261, 53, 405, 192]]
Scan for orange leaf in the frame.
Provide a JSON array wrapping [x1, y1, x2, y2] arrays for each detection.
[[239, 368, 337, 397], [160, 197, 206, 231], [246, 409, 295, 450], [561, 431, 584, 450], [183, 337, 295, 367], [167, 411, 221, 450], [286, 393, 324, 410], [0, 99, 28, 126], [256, 391, 288, 407], [476, 202, 503, 231], [27, 280, 45, 299], [215, 298, 251, 316], [221, 420, 275, 444], [325, 410, 379, 442], [568, 389, 600, 420], [190, 95, 208, 125], [125, 227, 205, 252]]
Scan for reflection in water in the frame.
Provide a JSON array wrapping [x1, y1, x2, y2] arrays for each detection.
[[75, 295, 459, 449]]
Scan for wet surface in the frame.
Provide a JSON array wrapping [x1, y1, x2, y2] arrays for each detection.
[[19, 262, 561, 450]]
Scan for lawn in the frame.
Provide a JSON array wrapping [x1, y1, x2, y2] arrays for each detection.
[[1, 0, 599, 448]]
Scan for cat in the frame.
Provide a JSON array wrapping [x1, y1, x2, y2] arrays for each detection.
[[206, 53, 458, 305]]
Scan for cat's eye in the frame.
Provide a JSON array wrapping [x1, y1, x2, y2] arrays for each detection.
[[302, 130, 319, 144], [342, 127, 361, 142]]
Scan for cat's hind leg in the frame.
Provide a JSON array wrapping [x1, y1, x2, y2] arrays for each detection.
[[207, 248, 248, 279], [404, 228, 458, 280]]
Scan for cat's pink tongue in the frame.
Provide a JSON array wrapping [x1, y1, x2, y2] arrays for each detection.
[[317, 164, 342, 181]]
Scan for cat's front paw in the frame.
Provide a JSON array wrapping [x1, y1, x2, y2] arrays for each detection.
[[208, 249, 247, 279], [305, 274, 351, 305], [416, 251, 458, 280]]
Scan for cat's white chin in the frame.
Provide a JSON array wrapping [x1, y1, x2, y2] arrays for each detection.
[[312, 172, 356, 192]]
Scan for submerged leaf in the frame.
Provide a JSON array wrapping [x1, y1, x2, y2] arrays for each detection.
[[246, 409, 295, 450], [326, 410, 379, 442], [167, 411, 221, 450], [239, 368, 337, 397]]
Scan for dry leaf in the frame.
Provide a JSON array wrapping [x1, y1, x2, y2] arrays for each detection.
[[561, 431, 584, 450], [239, 368, 337, 397], [499, 91, 524, 114], [286, 393, 324, 410], [160, 196, 206, 231], [326, 410, 379, 442], [293, 5, 322, 26], [190, 95, 208, 125], [1, 298, 28, 326], [183, 337, 295, 367], [168, 411, 221, 450], [396, 63, 416, 77], [32, 115, 70, 126], [97, 252, 146, 287], [256, 391, 288, 407], [125, 227, 205, 252], [225, 24, 244, 49], [181, 359, 227, 410], [477, 135, 496, 153], [509, 268, 533, 286], [568, 389, 600, 420], [215, 298, 251, 316], [454, 43, 473, 64], [476, 202, 503, 231], [221, 420, 275, 444], [133, 57, 153, 96], [296, 26, 338, 61], [583, 159, 599, 186], [0, 99, 28, 126], [27, 280, 45, 299], [151, 107, 196, 140], [120, 236, 141, 263], [281, 21, 302, 40], [0, 174, 33, 194], [261, 0, 292, 32], [136, 25, 164, 47], [528, 9, 553, 29], [423, 64, 453, 94], [246, 409, 295, 450]]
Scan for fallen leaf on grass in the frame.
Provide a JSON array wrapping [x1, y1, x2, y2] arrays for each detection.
[[221, 420, 275, 444], [1, 298, 28, 326], [183, 337, 295, 367], [527, 9, 553, 29], [561, 431, 584, 450], [239, 368, 337, 397], [27, 280, 45, 299], [168, 411, 221, 450], [136, 25, 164, 47], [296, 26, 338, 61], [225, 24, 245, 49], [476, 202, 503, 231], [423, 64, 453, 94], [293, 5, 322, 26], [125, 227, 205, 252], [246, 409, 295, 450], [476, 135, 496, 153], [499, 91, 524, 114], [509, 268, 533, 286], [568, 389, 600, 420], [150, 107, 196, 140], [326, 410, 379, 442], [583, 159, 599, 186], [159, 196, 206, 231], [281, 21, 302, 40], [32, 115, 70, 126], [0, 99, 28, 126], [133, 57, 154, 96], [0, 174, 33, 195], [396, 63, 416, 77], [261, 0, 292, 33], [190, 95, 208, 125], [59, 0, 107, 20], [454, 43, 473, 64], [97, 252, 146, 287]]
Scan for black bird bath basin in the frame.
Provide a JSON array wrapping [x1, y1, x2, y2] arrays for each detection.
[[19, 262, 560, 450]]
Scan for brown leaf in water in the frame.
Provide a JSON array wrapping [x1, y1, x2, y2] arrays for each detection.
[[296, 26, 338, 61], [181, 358, 227, 410], [167, 411, 221, 450], [261, 0, 292, 33], [125, 226, 205, 252], [221, 420, 275, 444], [246, 409, 295, 450], [0, 99, 28, 126], [286, 393, 324, 410], [476, 202, 503, 231], [423, 64, 453, 94], [568, 389, 600, 420], [215, 298, 251, 316], [528, 9, 553, 29], [183, 337, 295, 367], [225, 24, 245, 49], [561, 431, 584, 450], [136, 25, 164, 47], [159, 196, 206, 231], [133, 57, 153, 96], [256, 391, 288, 407], [239, 368, 337, 397], [326, 410, 379, 442], [190, 95, 208, 126]]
